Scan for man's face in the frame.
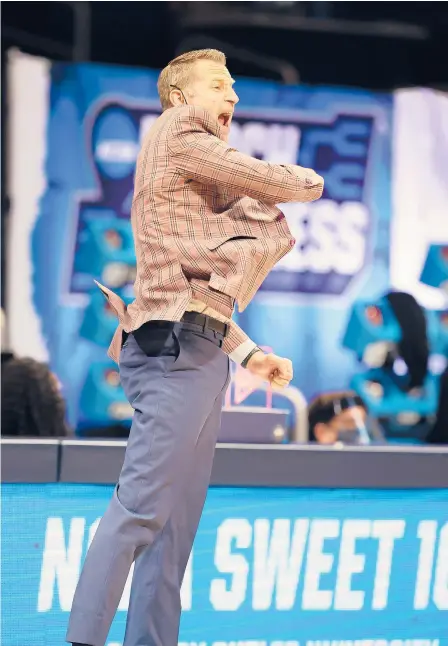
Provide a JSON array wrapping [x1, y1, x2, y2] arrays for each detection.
[[174, 59, 239, 142], [314, 406, 368, 444]]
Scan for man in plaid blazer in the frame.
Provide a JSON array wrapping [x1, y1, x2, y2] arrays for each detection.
[[68, 49, 323, 646]]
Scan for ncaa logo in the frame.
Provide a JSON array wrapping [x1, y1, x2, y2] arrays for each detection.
[[92, 105, 140, 180]]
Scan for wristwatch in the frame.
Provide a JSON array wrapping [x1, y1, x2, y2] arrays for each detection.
[[241, 346, 263, 369]]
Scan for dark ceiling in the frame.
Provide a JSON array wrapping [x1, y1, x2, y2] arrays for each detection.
[[2, 1, 448, 90]]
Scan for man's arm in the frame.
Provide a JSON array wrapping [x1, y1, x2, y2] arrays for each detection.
[[223, 319, 293, 388], [223, 319, 257, 363], [167, 106, 323, 205]]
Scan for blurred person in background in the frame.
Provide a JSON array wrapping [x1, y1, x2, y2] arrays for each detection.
[[384, 291, 429, 394], [308, 391, 381, 445], [1, 357, 69, 437], [67, 48, 323, 646], [426, 366, 448, 444]]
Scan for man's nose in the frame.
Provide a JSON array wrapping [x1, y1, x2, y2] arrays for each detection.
[[226, 88, 239, 105]]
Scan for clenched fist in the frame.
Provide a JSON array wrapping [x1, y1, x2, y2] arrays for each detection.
[[245, 351, 293, 389]]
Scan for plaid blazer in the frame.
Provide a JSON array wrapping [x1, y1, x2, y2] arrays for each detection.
[[97, 106, 323, 363]]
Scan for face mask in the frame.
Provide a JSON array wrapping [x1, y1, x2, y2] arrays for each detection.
[[341, 409, 371, 445], [337, 429, 364, 444]]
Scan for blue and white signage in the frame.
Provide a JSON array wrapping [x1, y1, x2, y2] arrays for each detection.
[[2, 485, 447, 646]]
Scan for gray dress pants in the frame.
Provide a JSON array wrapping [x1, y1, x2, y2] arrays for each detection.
[[66, 321, 229, 646]]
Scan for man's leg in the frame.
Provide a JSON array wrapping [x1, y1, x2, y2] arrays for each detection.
[[66, 327, 228, 646], [122, 389, 227, 646]]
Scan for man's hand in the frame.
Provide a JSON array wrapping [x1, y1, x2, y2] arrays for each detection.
[[245, 351, 293, 389]]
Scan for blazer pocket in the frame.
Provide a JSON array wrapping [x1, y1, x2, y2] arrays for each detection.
[[204, 235, 257, 251], [205, 236, 257, 299], [208, 273, 241, 299]]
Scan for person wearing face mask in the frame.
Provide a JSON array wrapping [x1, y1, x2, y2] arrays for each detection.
[[67, 49, 324, 646], [308, 392, 372, 445]]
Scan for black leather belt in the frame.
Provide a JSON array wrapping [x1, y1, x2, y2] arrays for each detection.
[[181, 311, 228, 337]]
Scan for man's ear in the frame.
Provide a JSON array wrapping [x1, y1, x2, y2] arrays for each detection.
[[170, 88, 186, 107]]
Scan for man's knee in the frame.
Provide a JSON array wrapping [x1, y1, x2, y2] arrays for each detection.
[[116, 481, 174, 532]]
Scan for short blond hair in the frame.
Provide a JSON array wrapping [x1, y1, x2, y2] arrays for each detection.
[[157, 49, 226, 111]]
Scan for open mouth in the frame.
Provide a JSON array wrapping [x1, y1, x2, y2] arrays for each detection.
[[218, 113, 232, 128]]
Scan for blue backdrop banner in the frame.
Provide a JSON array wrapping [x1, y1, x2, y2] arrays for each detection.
[[31, 61, 392, 427], [1, 485, 447, 646]]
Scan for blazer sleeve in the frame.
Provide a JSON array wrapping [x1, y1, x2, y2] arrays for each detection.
[[167, 106, 324, 204], [222, 319, 259, 364]]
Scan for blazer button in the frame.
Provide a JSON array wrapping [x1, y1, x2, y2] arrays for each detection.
[[290, 239, 296, 247]]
